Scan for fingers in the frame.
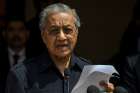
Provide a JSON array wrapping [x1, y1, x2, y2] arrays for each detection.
[[99, 80, 114, 93], [105, 83, 114, 93]]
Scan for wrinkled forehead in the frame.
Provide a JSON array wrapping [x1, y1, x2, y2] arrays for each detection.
[[46, 12, 76, 27]]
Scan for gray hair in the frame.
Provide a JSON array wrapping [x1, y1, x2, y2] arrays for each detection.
[[39, 3, 81, 31]]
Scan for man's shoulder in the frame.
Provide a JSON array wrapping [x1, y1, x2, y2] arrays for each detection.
[[77, 57, 92, 65], [72, 55, 91, 68], [73, 56, 92, 70]]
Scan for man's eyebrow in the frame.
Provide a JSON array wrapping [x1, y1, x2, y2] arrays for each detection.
[[50, 24, 73, 28], [63, 25, 73, 27]]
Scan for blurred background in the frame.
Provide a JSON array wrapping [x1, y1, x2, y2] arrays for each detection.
[[0, 0, 139, 63]]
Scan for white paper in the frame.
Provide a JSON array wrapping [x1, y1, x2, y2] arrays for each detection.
[[71, 65, 118, 93]]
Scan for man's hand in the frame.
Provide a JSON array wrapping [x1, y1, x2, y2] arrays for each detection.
[[99, 80, 114, 93]]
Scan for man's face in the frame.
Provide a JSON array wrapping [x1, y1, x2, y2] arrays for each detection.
[[41, 12, 78, 58], [5, 21, 29, 49]]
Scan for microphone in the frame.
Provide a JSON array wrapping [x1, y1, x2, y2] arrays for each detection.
[[64, 69, 70, 93], [114, 86, 128, 93], [87, 85, 100, 93], [109, 73, 120, 86], [64, 69, 70, 79]]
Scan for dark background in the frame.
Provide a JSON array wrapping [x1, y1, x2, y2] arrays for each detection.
[[0, 0, 137, 63]]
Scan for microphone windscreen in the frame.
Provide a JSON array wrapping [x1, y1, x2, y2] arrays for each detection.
[[87, 85, 100, 93], [109, 73, 120, 86], [114, 86, 128, 93], [64, 69, 70, 79]]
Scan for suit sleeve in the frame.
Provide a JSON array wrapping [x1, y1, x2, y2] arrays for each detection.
[[6, 69, 26, 93], [122, 56, 138, 93]]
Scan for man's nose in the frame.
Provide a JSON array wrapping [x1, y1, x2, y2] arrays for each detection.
[[57, 30, 67, 40]]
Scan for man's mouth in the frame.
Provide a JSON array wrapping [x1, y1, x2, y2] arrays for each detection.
[[56, 44, 69, 48]]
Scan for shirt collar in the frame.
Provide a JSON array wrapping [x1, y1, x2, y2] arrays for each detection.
[[38, 52, 85, 73], [8, 47, 26, 57]]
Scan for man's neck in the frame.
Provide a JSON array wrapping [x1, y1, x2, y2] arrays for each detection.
[[51, 55, 71, 76]]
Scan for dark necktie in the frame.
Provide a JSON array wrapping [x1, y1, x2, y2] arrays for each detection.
[[13, 54, 19, 65]]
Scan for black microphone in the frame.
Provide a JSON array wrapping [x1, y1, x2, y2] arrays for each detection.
[[109, 73, 121, 86], [64, 69, 70, 79], [87, 85, 100, 93], [114, 86, 128, 93], [64, 69, 70, 93]]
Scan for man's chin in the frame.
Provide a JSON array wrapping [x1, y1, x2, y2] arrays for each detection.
[[55, 51, 71, 58]]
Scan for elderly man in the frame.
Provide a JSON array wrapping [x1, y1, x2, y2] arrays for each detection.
[[6, 3, 114, 93]]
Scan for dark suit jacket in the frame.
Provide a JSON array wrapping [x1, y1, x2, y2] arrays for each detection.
[[0, 46, 37, 93], [121, 54, 140, 93], [6, 52, 90, 93]]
